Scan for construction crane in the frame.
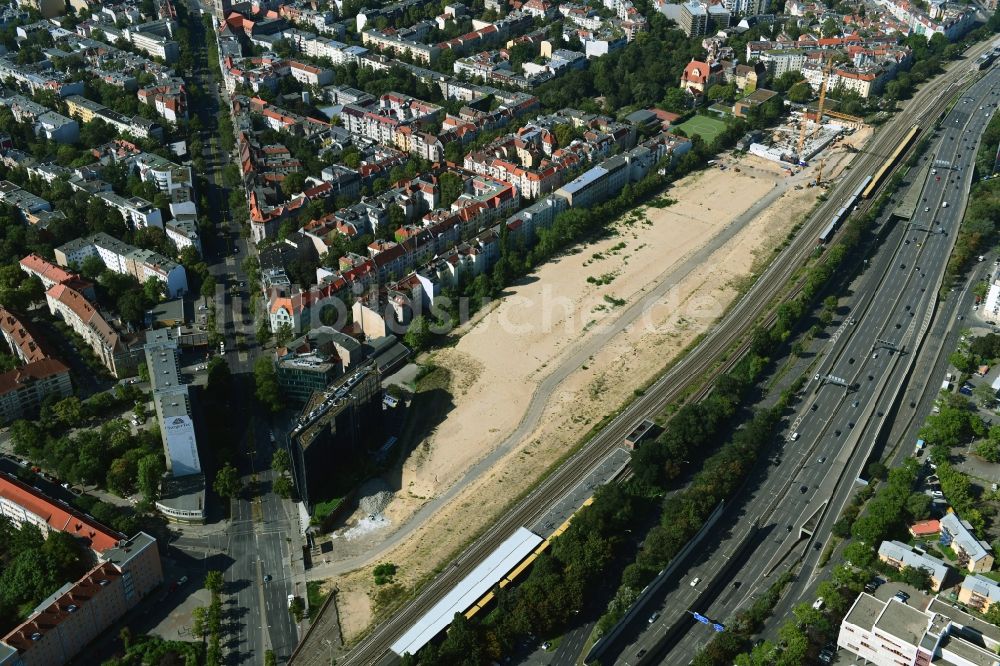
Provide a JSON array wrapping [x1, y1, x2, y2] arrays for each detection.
[[812, 56, 835, 131], [814, 157, 826, 186], [797, 118, 809, 159]]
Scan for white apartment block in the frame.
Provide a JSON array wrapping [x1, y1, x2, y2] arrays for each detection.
[[839, 593, 1000, 666]]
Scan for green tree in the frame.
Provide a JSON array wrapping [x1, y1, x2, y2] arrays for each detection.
[[137, 453, 164, 502], [281, 172, 306, 196], [191, 605, 208, 639], [787, 82, 813, 103], [205, 570, 224, 595], [213, 463, 243, 499], [52, 396, 83, 426], [289, 596, 305, 622], [272, 475, 293, 498], [899, 565, 932, 591], [974, 382, 997, 408], [200, 275, 217, 303], [275, 322, 294, 348], [253, 356, 283, 413], [403, 315, 432, 352], [272, 449, 290, 474], [439, 172, 464, 206]]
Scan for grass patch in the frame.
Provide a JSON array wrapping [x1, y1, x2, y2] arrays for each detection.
[[312, 497, 343, 521], [307, 580, 330, 619], [675, 115, 728, 144]]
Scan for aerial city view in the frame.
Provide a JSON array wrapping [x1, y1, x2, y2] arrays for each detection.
[[0, 0, 998, 661]]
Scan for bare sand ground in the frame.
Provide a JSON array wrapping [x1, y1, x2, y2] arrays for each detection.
[[322, 132, 870, 639]]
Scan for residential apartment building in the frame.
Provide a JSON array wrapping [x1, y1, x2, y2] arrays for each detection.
[[0, 57, 84, 98], [0, 518, 161, 666], [45, 284, 137, 378], [941, 511, 995, 573], [145, 329, 205, 524], [0, 474, 121, 550], [958, 574, 1000, 614], [341, 93, 442, 151], [95, 191, 164, 230], [0, 358, 73, 424], [129, 22, 180, 62], [0, 180, 51, 221], [554, 154, 630, 208], [839, 593, 1000, 666], [54, 233, 187, 298], [19, 254, 95, 300], [0, 94, 78, 143], [137, 80, 188, 123], [877, 540, 952, 591], [64, 95, 164, 142], [288, 363, 383, 510], [0, 307, 50, 365]]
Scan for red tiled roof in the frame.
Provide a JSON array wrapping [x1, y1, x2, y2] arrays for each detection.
[[2, 561, 123, 652], [0, 308, 50, 363], [0, 358, 69, 397], [0, 474, 121, 551], [909, 519, 941, 537]]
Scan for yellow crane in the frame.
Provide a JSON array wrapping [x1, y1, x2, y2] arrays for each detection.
[[815, 157, 826, 186]]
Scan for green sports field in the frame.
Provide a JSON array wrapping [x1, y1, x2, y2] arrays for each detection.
[[675, 115, 728, 144]]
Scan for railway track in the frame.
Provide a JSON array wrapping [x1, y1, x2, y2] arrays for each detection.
[[296, 41, 994, 666]]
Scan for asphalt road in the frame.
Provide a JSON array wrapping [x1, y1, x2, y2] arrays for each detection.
[[168, 0, 300, 662], [618, 63, 1000, 666]]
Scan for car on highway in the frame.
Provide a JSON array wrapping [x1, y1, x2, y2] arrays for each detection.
[[790, 432, 799, 441], [817, 456, 826, 463], [800, 485, 808, 493], [648, 612, 660, 623], [263, 574, 272, 582], [690, 577, 701, 587]]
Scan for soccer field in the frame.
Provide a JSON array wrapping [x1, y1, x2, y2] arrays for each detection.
[[676, 115, 728, 143]]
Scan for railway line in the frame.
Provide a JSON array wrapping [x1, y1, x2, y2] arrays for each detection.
[[295, 38, 997, 666]]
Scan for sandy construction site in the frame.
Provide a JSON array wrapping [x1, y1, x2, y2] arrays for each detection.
[[320, 128, 872, 639]]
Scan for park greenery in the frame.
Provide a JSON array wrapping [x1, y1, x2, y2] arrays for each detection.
[[10, 385, 166, 502], [101, 633, 201, 666]]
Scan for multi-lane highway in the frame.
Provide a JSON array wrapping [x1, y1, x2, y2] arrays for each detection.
[[615, 62, 1000, 666], [296, 34, 1000, 666]]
